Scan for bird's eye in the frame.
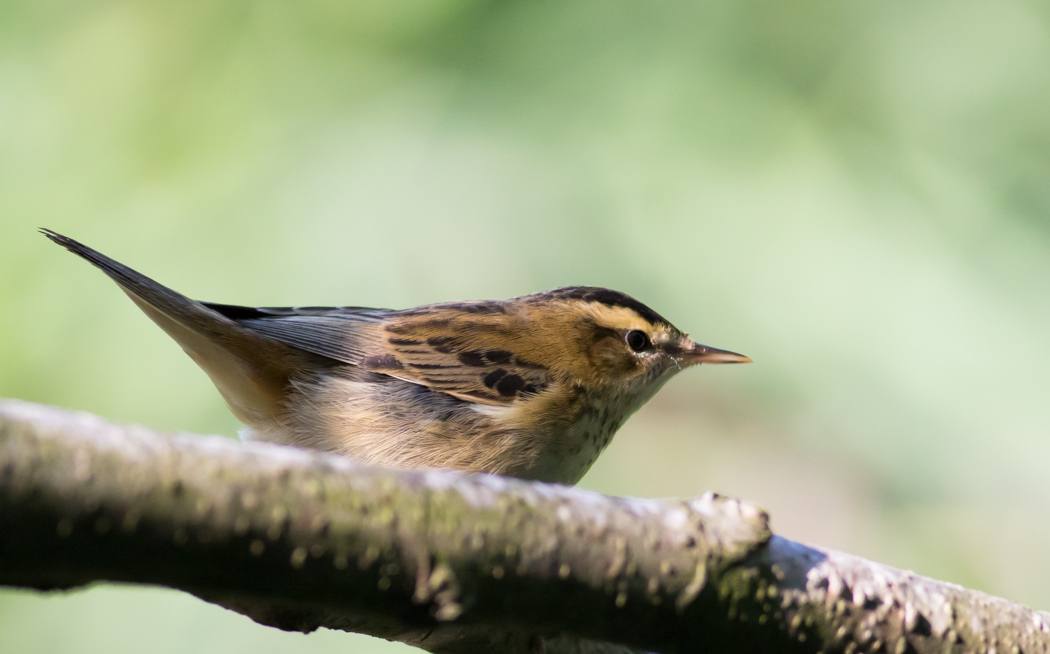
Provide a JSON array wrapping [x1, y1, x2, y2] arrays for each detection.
[[625, 330, 651, 352]]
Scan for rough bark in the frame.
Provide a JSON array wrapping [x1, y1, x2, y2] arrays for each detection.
[[0, 399, 1047, 654]]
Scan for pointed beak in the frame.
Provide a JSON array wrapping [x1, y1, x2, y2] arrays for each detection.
[[674, 340, 752, 365]]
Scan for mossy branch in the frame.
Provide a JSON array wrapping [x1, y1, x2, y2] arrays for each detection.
[[1, 399, 1048, 654]]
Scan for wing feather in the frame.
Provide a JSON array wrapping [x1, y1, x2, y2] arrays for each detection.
[[203, 303, 387, 366], [205, 302, 552, 405], [380, 329, 551, 405]]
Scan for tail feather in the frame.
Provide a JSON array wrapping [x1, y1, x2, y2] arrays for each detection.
[[42, 229, 308, 428], [41, 229, 229, 331]]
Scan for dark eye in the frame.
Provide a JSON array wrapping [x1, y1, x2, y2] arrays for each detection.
[[626, 330, 651, 352]]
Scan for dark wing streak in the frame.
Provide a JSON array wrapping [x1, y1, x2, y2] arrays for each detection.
[[385, 337, 552, 406]]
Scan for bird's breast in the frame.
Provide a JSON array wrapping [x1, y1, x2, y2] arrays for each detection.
[[269, 368, 644, 485], [494, 385, 637, 484]]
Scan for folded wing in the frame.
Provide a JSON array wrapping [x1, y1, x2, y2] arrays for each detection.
[[219, 303, 553, 406]]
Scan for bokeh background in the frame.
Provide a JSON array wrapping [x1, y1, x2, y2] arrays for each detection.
[[3, 1, 1050, 652]]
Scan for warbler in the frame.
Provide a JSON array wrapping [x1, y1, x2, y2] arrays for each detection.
[[43, 229, 750, 484]]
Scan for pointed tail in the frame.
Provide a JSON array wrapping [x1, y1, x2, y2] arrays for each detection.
[[41, 229, 306, 428]]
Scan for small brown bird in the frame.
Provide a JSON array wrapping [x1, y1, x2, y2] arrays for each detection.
[[44, 229, 750, 484]]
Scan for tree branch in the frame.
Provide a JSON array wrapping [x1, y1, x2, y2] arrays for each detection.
[[1, 399, 1047, 654]]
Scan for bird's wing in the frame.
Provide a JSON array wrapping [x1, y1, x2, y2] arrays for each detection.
[[367, 314, 553, 405], [205, 304, 390, 366], [220, 302, 552, 406]]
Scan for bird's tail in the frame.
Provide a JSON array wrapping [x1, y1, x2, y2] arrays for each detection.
[[41, 229, 304, 428]]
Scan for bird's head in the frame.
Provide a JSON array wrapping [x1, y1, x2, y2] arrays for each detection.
[[511, 287, 751, 395]]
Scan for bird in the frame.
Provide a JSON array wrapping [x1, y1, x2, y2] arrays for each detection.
[[42, 229, 751, 484]]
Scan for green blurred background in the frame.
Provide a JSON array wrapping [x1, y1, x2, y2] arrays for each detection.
[[3, 1, 1050, 651]]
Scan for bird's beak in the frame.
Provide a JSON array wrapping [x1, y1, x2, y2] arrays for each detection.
[[673, 339, 752, 365]]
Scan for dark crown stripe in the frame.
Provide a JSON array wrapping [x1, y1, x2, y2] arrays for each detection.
[[541, 287, 671, 327]]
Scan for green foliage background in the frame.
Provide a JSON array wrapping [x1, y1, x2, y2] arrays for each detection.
[[2, 2, 1049, 651]]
